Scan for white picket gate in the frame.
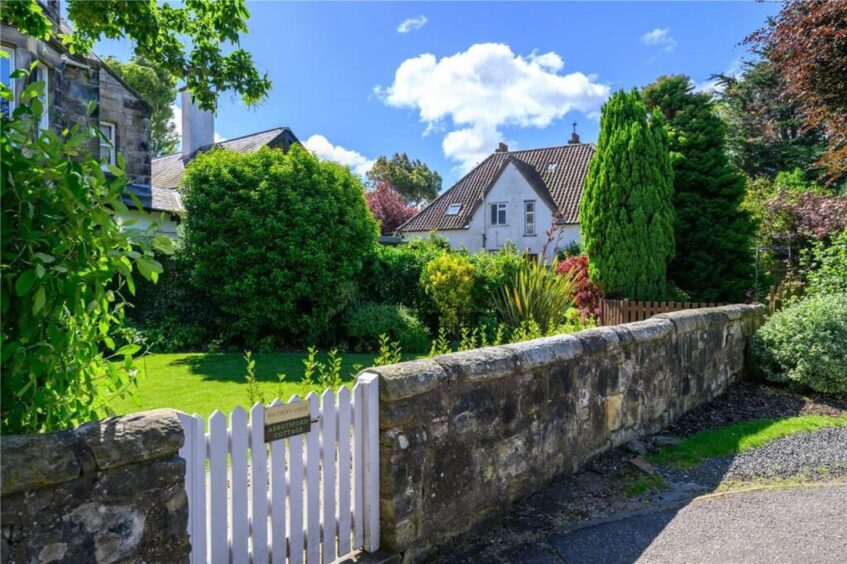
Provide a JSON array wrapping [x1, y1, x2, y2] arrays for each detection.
[[177, 373, 379, 564]]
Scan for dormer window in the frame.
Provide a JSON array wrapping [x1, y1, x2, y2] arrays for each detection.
[[546, 162, 557, 173], [446, 203, 462, 216]]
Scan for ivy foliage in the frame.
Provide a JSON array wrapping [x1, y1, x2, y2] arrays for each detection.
[[1, 67, 173, 434], [580, 89, 675, 300], [0, 0, 270, 111], [643, 75, 756, 302], [181, 145, 378, 346]]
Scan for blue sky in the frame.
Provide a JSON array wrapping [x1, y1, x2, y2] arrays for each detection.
[[95, 1, 779, 187]]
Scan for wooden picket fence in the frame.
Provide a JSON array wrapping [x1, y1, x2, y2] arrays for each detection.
[[177, 373, 379, 564], [599, 298, 725, 326]]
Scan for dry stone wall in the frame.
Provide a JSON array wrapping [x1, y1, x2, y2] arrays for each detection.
[[0, 410, 189, 563], [367, 304, 765, 561]]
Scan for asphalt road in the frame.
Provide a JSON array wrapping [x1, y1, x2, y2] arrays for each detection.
[[550, 484, 847, 564]]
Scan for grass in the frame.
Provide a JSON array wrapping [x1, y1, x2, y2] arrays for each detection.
[[649, 414, 847, 469], [105, 351, 392, 420], [618, 469, 669, 499]]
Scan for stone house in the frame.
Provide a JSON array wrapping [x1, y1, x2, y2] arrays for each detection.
[[0, 1, 181, 236], [398, 131, 594, 260]]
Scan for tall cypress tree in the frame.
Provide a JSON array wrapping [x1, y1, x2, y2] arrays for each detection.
[[580, 89, 675, 300], [643, 75, 756, 302]]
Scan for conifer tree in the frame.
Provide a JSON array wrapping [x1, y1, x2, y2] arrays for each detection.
[[580, 89, 675, 300], [643, 75, 756, 302]]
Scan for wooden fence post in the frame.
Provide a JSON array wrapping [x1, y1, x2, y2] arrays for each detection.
[[358, 372, 380, 553]]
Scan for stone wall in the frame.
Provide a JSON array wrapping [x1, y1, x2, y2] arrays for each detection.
[[0, 410, 189, 563], [367, 304, 764, 561]]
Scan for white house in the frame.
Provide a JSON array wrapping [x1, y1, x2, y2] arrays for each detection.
[[398, 134, 594, 260]]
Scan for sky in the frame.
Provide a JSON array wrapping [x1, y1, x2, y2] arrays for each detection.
[[94, 1, 780, 187]]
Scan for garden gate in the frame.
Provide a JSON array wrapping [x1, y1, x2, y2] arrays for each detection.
[[177, 373, 380, 564]]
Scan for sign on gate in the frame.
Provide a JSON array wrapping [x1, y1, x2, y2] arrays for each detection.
[[264, 400, 311, 442]]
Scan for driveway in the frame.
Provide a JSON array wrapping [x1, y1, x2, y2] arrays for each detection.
[[552, 484, 847, 564]]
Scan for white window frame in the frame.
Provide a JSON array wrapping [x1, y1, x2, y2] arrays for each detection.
[[490, 202, 507, 226], [446, 203, 462, 216], [99, 121, 116, 166], [524, 200, 536, 236], [34, 63, 50, 130], [1, 45, 16, 116]]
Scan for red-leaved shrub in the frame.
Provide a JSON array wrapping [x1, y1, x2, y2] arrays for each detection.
[[556, 254, 602, 320]]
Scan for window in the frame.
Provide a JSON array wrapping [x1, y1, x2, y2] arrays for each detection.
[[99, 121, 116, 166], [1, 45, 15, 118], [524, 200, 536, 236], [33, 64, 50, 130], [446, 203, 462, 216], [490, 202, 507, 226], [546, 162, 557, 173]]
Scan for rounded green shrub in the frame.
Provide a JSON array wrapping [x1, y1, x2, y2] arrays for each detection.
[[345, 303, 430, 353], [181, 145, 378, 346], [422, 252, 475, 332], [754, 293, 847, 397]]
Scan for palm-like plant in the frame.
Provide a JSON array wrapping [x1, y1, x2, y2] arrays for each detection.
[[493, 259, 576, 333]]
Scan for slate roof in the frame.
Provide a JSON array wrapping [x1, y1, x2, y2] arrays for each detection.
[[150, 127, 298, 212], [398, 143, 595, 232]]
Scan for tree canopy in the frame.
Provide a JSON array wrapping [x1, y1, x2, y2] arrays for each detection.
[[746, 0, 847, 186], [579, 89, 675, 300], [716, 61, 826, 181], [104, 56, 179, 156], [367, 153, 442, 205], [643, 74, 756, 302], [0, 0, 270, 111]]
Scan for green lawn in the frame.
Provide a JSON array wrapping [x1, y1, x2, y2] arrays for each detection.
[[107, 351, 387, 420], [649, 414, 847, 469]]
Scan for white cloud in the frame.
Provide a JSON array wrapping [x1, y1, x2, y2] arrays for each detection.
[[304, 134, 374, 177], [375, 42, 609, 171], [693, 58, 744, 94], [641, 28, 677, 52], [397, 15, 427, 33], [169, 104, 227, 147]]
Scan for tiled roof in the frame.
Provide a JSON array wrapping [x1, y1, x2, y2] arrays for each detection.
[[122, 184, 183, 216], [150, 127, 297, 212], [398, 143, 595, 232]]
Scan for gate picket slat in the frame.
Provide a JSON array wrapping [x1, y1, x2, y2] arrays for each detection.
[[352, 382, 364, 549], [321, 390, 338, 562], [360, 374, 380, 552], [336, 388, 352, 556], [250, 402, 270, 564], [209, 411, 229, 564], [230, 407, 250, 564], [305, 392, 321, 563], [192, 415, 207, 564], [269, 399, 287, 564], [288, 395, 305, 564]]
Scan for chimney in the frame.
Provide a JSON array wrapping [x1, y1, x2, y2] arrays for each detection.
[[181, 89, 214, 160], [495, 142, 509, 153], [568, 121, 581, 144]]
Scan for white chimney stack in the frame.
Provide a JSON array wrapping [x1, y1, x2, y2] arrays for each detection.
[[181, 89, 214, 160]]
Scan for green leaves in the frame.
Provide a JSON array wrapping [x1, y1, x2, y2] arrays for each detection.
[[1, 80, 170, 434], [579, 89, 675, 300]]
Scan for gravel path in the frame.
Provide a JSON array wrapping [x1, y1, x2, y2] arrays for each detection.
[[659, 426, 847, 487]]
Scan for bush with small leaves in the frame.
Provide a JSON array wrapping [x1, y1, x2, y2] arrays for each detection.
[[754, 293, 847, 397]]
